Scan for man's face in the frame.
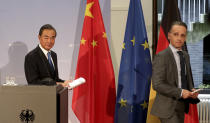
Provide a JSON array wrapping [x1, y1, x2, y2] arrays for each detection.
[[39, 29, 56, 51], [168, 25, 187, 50]]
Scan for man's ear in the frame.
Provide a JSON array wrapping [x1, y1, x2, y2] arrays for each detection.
[[168, 32, 171, 40]]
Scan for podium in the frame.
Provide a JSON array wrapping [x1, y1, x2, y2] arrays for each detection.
[[0, 85, 68, 123]]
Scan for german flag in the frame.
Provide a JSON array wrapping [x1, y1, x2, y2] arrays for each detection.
[[147, 0, 199, 123]]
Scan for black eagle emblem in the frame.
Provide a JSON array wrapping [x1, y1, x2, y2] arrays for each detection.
[[19, 109, 35, 123]]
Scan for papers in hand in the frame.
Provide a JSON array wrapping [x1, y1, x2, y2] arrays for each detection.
[[192, 89, 201, 93], [68, 77, 85, 89]]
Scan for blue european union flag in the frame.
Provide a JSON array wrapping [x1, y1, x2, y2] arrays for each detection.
[[114, 0, 152, 123]]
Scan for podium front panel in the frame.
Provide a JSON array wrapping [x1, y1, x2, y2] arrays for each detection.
[[0, 85, 57, 123]]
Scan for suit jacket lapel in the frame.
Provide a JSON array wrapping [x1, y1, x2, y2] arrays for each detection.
[[37, 46, 54, 76], [167, 47, 179, 86], [183, 52, 190, 74], [183, 51, 194, 89]]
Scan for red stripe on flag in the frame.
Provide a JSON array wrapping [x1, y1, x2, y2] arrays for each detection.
[[184, 104, 199, 123], [156, 26, 169, 54]]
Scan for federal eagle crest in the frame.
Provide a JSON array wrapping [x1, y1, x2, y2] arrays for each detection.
[[19, 109, 35, 123]]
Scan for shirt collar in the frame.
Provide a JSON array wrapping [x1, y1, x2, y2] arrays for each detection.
[[39, 44, 50, 57], [169, 44, 182, 53]]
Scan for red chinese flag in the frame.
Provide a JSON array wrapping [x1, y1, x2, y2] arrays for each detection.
[[72, 0, 116, 123], [156, 0, 199, 123]]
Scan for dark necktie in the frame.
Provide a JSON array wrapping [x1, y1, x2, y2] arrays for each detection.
[[47, 52, 55, 71], [177, 51, 188, 90], [177, 51, 191, 113]]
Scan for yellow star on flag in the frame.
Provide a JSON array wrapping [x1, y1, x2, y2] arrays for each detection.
[[80, 38, 86, 45], [140, 101, 148, 110], [91, 40, 97, 48], [141, 40, 149, 50], [131, 36, 135, 46], [122, 43, 125, 50], [85, 2, 94, 18], [103, 32, 107, 38], [119, 98, 127, 107]]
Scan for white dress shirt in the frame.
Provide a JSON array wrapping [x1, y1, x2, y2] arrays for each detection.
[[39, 44, 55, 67], [169, 44, 182, 88]]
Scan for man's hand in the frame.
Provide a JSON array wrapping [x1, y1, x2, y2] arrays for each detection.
[[191, 88, 199, 99], [182, 89, 193, 99], [56, 80, 72, 87]]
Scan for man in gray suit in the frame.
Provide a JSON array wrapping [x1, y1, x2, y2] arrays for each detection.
[[151, 21, 199, 123]]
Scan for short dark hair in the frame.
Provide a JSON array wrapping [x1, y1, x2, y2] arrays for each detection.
[[169, 21, 187, 32], [39, 24, 57, 37]]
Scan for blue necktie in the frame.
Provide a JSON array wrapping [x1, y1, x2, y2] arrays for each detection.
[[47, 52, 54, 71]]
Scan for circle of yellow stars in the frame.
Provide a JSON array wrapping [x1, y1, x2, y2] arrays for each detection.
[[118, 98, 148, 111], [122, 36, 149, 50]]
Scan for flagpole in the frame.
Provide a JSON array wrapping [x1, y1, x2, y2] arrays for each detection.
[[152, 0, 158, 58], [147, 1, 161, 123]]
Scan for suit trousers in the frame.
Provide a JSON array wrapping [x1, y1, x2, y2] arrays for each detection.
[[160, 100, 185, 123]]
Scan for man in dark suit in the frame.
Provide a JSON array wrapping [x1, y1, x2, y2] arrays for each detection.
[[24, 24, 70, 86], [151, 21, 199, 123]]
